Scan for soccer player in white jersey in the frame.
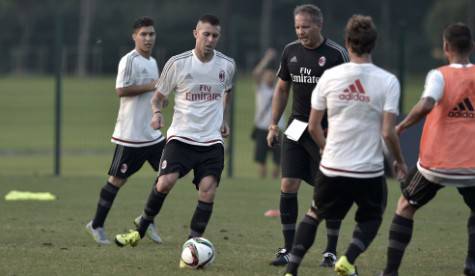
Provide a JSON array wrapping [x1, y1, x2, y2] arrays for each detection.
[[114, 15, 235, 255], [284, 15, 407, 276], [86, 17, 165, 245]]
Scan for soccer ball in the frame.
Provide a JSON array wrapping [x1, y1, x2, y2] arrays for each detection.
[[180, 237, 216, 269]]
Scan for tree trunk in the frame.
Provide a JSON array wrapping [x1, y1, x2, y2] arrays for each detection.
[[76, 0, 95, 76], [259, 0, 272, 53]]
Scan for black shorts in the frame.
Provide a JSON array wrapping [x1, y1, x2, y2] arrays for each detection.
[[158, 140, 224, 187], [402, 167, 475, 210], [281, 129, 320, 185], [254, 128, 281, 165], [108, 140, 165, 179], [311, 170, 387, 222]]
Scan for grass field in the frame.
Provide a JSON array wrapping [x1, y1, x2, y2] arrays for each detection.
[[0, 75, 470, 276]]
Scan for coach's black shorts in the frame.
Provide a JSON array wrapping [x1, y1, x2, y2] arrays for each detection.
[[311, 170, 387, 222], [108, 140, 165, 179], [281, 129, 320, 185], [402, 167, 475, 210], [158, 140, 224, 188], [254, 128, 281, 165]]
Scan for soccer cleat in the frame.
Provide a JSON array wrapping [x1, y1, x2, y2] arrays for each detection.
[[334, 256, 358, 276], [114, 230, 140, 247], [377, 272, 398, 276], [320, 251, 337, 267], [179, 259, 187, 268], [465, 257, 475, 276], [134, 216, 162, 244], [270, 248, 290, 266], [283, 273, 294, 276], [85, 221, 111, 245]]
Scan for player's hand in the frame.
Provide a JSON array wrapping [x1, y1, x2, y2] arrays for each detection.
[[266, 125, 279, 147], [221, 122, 230, 138], [151, 112, 165, 129], [393, 160, 408, 182], [149, 79, 159, 91], [264, 48, 277, 60], [395, 124, 404, 136]]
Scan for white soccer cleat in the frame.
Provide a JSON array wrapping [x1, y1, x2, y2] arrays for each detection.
[[85, 221, 111, 245], [134, 216, 162, 244]]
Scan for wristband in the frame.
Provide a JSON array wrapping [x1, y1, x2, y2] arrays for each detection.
[[154, 110, 161, 114], [268, 124, 279, 131]]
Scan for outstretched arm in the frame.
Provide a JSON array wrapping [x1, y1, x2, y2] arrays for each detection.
[[396, 97, 435, 135], [252, 49, 276, 82]]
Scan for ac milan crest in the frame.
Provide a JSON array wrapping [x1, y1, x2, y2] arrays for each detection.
[[318, 56, 326, 67], [161, 160, 167, 170], [120, 163, 128, 173], [218, 70, 225, 82]]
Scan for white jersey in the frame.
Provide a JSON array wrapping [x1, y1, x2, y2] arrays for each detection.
[[112, 49, 164, 147], [156, 49, 235, 146], [311, 62, 400, 178], [254, 82, 285, 129]]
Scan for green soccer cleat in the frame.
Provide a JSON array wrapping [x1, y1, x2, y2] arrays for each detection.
[[334, 256, 358, 276], [114, 230, 141, 247], [179, 259, 187, 269], [134, 216, 162, 244]]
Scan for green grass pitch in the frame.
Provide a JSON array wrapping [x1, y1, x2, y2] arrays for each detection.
[[0, 75, 469, 275]]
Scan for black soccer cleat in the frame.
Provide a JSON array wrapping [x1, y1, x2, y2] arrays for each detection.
[[270, 248, 290, 266], [320, 252, 337, 267]]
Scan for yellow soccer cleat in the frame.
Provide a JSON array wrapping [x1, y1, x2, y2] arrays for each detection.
[[334, 256, 358, 276], [114, 230, 140, 247]]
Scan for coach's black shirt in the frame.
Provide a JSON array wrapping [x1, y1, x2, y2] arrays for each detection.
[[277, 38, 349, 127]]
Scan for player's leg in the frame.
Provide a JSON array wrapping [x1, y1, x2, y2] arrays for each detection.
[[188, 143, 224, 238], [458, 186, 475, 276], [301, 131, 342, 266], [136, 140, 167, 244], [272, 136, 302, 266], [381, 168, 442, 276], [285, 171, 351, 276], [336, 176, 387, 275], [87, 145, 145, 245], [254, 128, 268, 178]]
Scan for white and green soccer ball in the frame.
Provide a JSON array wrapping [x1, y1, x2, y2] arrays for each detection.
[[180, 237, 216, 269]]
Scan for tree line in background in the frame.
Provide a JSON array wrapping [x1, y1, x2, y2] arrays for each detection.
[[0, 0, 473, 75]]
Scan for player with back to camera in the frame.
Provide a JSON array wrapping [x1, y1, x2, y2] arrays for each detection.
[[284, 14, 407, 276]]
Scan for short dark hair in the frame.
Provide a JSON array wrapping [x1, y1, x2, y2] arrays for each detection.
[[132, 16, 154, 31], [294, 4, 323, 25], [443, 22, 473, 54], [345, 15, 377, 56], [198, 14, 220, 26]]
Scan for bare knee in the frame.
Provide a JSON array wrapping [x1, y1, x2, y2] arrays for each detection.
[[155, 173, 179, 193], [281, 178, 301, 193], [108, 176, 127, 188], [395, 196, 417, 219], [198, 176, 218, 203]]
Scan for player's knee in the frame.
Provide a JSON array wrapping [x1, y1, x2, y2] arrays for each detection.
[[281, 178, 300, 192], [108, 176, 127, 188], [156, 174, 177, 193], [396, 196, 416, 219]]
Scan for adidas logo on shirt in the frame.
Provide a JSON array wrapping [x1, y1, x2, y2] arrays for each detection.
[[290, 56, 298, 63], [142, 68, 148, 75], [185, 73, 193, 80], [448, 98, 475, 118], [338, 79, 370, 102]]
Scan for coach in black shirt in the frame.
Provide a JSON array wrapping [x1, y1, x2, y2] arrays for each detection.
[[267, 4, 349, 267]]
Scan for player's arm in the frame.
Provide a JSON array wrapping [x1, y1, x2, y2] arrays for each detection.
[[116, 80, 158, 97], [382, 112, 408, 181], [220, 90, 231, 138], [266, 78, 290, 147], [252, 49, 276, 82], [308, 108, 326, 149], [150, 90, 167, 129], [395, 97, 435, 135]]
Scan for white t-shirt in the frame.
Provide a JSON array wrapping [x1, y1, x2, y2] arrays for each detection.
[[311, 62, 400, 178], [418, 63, 475, 186], [254, 83, 285, 130], [112, 49, 164, 147], [156, 50, 236, 146]]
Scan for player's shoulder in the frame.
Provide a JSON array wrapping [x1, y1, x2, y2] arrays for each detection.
[[119, 49, 141, 64], [371, 64, 398, 81], [323, 39, 349, 60], [166, 50, 194, 65], [215, 50, 236, 67], [282, 40, 301, 52]]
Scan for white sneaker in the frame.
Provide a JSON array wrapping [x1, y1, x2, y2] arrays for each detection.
[[85, 221, 111, 245], [134, 216, 162, 244]]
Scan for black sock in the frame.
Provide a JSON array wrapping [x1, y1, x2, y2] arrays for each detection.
[[92, 182, 119, 228], [137, 186, 168, 238], [467, 212, 475, 265], [345, 219, 382, 264], [280, 191, 298, 251], [286, 215, 320, 275], [383, 214, 414, 274], [324, 219, 341, 254], [189, 201, 214, 238]]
